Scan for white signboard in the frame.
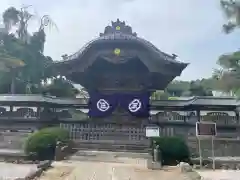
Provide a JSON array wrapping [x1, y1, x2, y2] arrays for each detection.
[[146, 126, 160, 137]]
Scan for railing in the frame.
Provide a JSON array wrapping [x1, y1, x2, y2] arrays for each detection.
[[0, 109, 237, 126]]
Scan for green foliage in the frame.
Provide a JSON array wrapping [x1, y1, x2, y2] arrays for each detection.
[[30, 30, 46, 53], [24, 127, 69, 160], [41, 77, 80, 97], [153, 79, 216, 98], [213, 50, 240, 95], [214, 1, 240, 96], [2, 7, 20, 32], [151, 90, 169, 100], [220, 0, 240, 33], [36, 127, 69, 142], [152, 137, 190, 165], [166, 81, 190, 96], [189, 81, 213, 96], [0, 6, 79, 97]]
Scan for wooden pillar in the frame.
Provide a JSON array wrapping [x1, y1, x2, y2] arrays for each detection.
[[183, 111, 186, 123], [196, 109, 201, 122], [37, 106, 41, 118], [235, 111, 239, 125], [9, 105, 13, 112]]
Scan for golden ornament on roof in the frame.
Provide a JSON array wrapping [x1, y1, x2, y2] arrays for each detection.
[[116, 26, 121, 30], [114, 48, 121, 56]]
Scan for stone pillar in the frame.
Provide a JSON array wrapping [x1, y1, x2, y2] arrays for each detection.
[[55, 141, 64, 161], [153, 147, 158, 162], [148, 144, 162, 170]]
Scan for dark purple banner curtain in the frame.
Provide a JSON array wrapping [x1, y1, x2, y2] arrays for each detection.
[[88, 92, 118, 117], [120, 92, 150, 117], [88, 92, 150, 118]]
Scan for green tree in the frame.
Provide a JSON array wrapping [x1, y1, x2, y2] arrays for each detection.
[[165, 80, 214, 97], [2, 7, 20, 33], [165, 81, 190, 96], [213, 51, 240, 96], [0, 6, 77, 97], [41, 77, 79, 97], [211, 1, 240, 96], [0, 31, 26, 93], [189, 81, 213, 96], [220, 0, 240, 33], [151, 90, 169, 100]]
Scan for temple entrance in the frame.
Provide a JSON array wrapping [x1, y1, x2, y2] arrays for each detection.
[[52, 19, 188, 152]]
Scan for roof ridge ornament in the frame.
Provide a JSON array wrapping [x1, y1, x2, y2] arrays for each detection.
[[100, 19, 137, 37]]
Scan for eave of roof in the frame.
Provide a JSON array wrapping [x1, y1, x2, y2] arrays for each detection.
[[0, 95, 238, 110]]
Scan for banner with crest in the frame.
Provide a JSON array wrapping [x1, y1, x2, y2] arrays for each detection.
[[88, 92, 150, 118], [88, 92, 118, 117], [120, 92, 150, 117]]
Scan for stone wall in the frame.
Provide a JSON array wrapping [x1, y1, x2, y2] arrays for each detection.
[[187, 137, 240, 158]]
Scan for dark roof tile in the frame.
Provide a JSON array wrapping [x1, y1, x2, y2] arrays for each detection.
[[191, 97, 238, 106]]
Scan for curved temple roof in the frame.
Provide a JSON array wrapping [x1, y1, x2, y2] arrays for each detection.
[[52, 19, 189, 89], [54, 19, 188, 73], [65, 20, 180, 62]]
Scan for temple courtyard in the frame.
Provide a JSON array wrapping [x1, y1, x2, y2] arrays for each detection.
[[197, 170, 240, 180], [0, 162, 38, 179], [37, 161, 191, 180], [0, 153, 240, 179], [34, 160, 239, 180]]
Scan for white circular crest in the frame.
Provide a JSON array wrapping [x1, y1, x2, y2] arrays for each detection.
[[96, 99, 110, 112], [128, 99, 142, 112]]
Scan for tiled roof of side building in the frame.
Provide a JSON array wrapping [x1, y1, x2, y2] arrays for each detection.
[[150, 97, 196, 107], [191, 96, 238, 106], [0, 94, 47, 102], [0, 94, 86, 105]]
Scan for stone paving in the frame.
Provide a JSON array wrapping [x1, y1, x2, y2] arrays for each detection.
[[0, 162, 37, 180], [197, 170, 240, 180], [46, 160, 240, 180], [36, 165, 73, 180], [45, 161, 190, 180]]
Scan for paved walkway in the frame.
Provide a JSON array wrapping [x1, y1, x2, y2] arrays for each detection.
[[46, 161, 189, 180], [0, 162, 37, 180], [40, 161, 240, 180]]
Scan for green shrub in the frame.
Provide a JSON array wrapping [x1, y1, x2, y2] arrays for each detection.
[[151, 136, 190, 165], [24, 127, 69, 160]]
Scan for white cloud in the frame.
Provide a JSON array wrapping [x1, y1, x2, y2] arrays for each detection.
[[0, 0, 235, 80]]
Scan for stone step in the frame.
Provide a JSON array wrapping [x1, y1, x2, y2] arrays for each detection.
[[73, 140, 150, 153], [74, 150, 150, 158], [72, 139, 150, 156], [69, 150, 151, 167]]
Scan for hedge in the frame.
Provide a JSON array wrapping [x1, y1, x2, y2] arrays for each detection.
[[151, 136, 190, 165], [24, 127, 69, 160]]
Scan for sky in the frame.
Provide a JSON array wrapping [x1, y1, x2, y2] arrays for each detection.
[[1, 0, 240, 80]]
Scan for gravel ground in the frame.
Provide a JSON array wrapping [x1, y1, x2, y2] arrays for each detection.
[[197, 170, 240, 180], [40, 161, 192, 180], [0, 162, 37, 180], [36, 165, 73, 180]]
